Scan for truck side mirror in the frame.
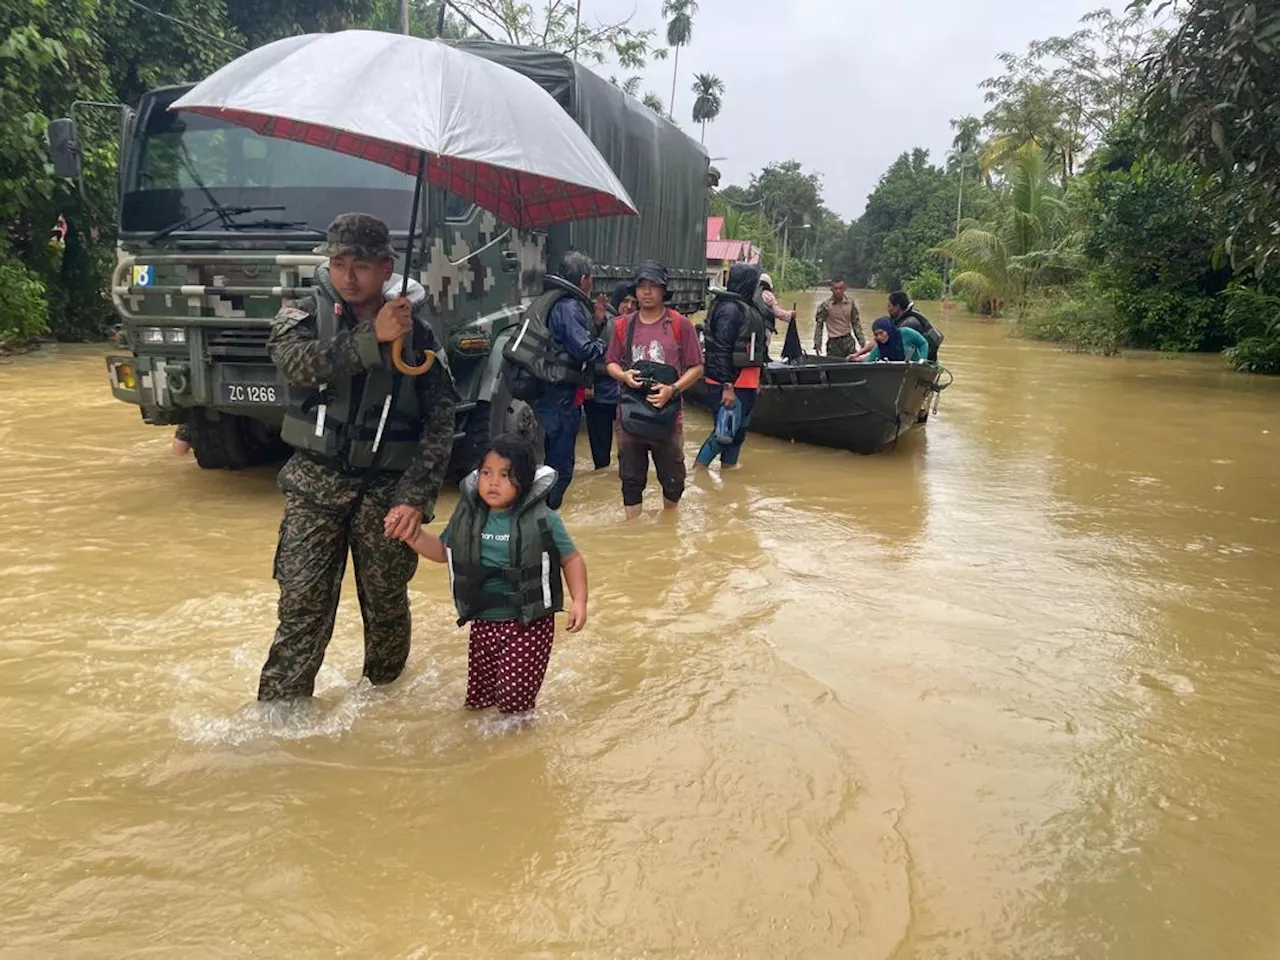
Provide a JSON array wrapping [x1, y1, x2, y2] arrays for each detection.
[[48, 118, 82, 178]]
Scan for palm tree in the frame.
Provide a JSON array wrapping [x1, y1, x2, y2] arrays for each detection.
[[621, 76, 643, 98], [662, 0, 697, 121], [690, 73, 724, 143], [642, 93, 665, 115], [932, 144, 1073, 315]]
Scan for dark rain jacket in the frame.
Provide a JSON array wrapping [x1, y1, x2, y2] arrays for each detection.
[[703, 262, 763, 385]]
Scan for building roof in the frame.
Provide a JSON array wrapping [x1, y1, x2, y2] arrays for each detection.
[[706, 217, 760, 264]]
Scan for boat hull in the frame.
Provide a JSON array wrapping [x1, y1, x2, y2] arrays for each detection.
[[690, 359, 942, 454]]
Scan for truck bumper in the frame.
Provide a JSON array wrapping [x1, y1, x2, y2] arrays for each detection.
[[105, 353, 285, 423]]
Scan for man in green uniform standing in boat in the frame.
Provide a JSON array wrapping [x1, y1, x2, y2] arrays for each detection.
[[257, 213, 458, 701], [813, 279, 865, 358]]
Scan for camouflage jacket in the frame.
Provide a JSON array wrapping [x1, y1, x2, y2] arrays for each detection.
[[268, 296, 458, 521]]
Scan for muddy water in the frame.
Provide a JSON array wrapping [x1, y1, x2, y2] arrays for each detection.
[[2, 292, 1279, 959]]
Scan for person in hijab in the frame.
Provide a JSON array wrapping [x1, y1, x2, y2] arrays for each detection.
[[583, 281, 636, 470], [853, 316, 929, 362]]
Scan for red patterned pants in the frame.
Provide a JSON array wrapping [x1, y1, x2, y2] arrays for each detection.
[[465, 615, 556, 714]]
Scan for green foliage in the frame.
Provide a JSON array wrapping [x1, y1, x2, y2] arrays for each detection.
[[839, 148, 995, 291], [1140, 0, 1280, 275], [932, 144, 1072, 314], [905, 267, 943, 302], [1222, 283, 1280, 373], [1017, 291, 1122, 355], [690, 72, 723, 143], [1076, 118, 1231, 351], [0, 247, 49, 344]]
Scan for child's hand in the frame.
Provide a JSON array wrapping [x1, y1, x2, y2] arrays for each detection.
[[384, 505, 422, 542], [566, 599, 588, 633]]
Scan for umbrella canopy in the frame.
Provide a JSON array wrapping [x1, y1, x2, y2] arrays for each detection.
[[169, 30, 637, 230]]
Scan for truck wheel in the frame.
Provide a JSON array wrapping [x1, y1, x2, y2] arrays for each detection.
[[449, 376, 545, 479], [490, 374, 544, 466], [189, 412, 254, 470]]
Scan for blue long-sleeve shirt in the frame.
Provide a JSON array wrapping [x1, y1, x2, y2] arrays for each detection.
[[538, 296, 607, 410]]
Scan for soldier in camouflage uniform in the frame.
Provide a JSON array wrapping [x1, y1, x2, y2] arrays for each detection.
[[258, 213, 458, 701], [813, 279, 866, 358]]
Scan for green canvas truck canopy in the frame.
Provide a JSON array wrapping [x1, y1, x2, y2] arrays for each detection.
[[457, 41, 710, 292]]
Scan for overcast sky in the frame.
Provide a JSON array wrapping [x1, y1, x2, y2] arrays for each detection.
[[583, 0, 1127, 221]]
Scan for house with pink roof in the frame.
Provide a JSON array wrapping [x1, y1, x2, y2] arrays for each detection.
[[706, 216, 761, 287]]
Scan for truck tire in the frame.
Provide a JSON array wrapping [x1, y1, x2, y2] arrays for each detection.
[[490, 373, 545, 466], [188, 414, 261, 473], [449, 374, 545, 479]]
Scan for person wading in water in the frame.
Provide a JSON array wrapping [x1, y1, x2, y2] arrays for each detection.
[[258, 213, 457, 702], [695, 262, 769, 471], [605, 261, 704, 520]]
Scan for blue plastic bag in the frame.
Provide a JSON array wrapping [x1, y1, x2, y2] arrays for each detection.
[[715, 401, 740, 445]]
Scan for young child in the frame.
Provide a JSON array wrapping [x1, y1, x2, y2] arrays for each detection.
[[388, 435, 588, 715]]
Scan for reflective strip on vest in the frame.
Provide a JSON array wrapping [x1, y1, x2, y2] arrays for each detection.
[[541, 551, 552, 609]]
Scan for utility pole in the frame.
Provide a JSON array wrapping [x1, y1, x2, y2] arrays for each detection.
[[400, 0, 410, 34], [572, 0, 582, 61]]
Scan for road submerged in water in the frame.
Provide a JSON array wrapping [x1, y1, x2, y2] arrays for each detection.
[[2, 291, 1279, 958]]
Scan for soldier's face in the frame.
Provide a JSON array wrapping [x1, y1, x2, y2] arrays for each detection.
[[636, 280, 665, 310], [832, 282, 847, 300], [477, 452, 520, 509], [329, 254, 393, 307]]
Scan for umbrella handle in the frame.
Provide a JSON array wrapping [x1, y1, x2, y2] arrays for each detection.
[[392, 336, 435, 375]]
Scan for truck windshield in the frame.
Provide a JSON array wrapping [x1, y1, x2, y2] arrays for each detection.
[[121, 94, 420, 236]]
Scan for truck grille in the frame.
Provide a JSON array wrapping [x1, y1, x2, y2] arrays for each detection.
[[207, 327, 271, 362]]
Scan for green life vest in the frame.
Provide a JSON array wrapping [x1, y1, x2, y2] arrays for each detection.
[[708, 288, 770, 368], [503, 276, 594, 388], [444, 465, 566, 626], [278, 273, 430, 473]]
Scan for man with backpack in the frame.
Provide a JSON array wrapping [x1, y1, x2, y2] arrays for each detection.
[[504, 252, 606, 509], [604, 261, 704, 520]]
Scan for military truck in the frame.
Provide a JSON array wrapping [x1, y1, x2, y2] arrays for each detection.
[[52, 41, 710, 473]]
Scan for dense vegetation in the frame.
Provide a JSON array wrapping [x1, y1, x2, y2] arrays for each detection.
[[0, 0, 719, 346], [4, 1, 1277, 372], [792, 3, 1279, 373]]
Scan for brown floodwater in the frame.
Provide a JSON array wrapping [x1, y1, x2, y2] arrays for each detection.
[[2, 291, 1279, 959]]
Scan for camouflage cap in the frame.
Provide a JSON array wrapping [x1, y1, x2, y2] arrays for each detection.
[[313, 213, 396, 260]]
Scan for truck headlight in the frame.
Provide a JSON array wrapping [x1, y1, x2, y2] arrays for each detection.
[[140, 326, 165, 344], [164, 328, 186, 344]]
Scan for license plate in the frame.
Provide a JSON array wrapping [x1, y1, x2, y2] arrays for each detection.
[[219, 382, 281, 405]]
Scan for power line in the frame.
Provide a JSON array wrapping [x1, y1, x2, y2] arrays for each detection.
[[115, 0, 249, 53]]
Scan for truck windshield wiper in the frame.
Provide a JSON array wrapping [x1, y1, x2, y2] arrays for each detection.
[[148, 203, 289, 242], [222, 217, 326, 238]]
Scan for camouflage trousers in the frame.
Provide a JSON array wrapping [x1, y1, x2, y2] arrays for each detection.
[[258, 454, 419, 701], [823, 333, 859, 358]]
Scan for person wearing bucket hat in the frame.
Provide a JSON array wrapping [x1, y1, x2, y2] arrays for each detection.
[[257, 211, 458, 702], [605, 260, 704, 520]]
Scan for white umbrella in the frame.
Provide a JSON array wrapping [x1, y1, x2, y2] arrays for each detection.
[[171, 30, 638, 373]]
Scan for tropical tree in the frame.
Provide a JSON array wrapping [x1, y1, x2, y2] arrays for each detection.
[[451, 0, 658, 67], [1140, 0, 1280, 274], [690, 72, 724, 144], [642, 92, 665, 115], [933, 144, 1073, 314], [661, 0, 696, 121]]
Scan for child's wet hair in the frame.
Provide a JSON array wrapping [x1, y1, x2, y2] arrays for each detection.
[[482, 434, 536, 495]]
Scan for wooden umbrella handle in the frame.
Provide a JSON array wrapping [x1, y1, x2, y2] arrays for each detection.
[[391, 335, 435, 375]]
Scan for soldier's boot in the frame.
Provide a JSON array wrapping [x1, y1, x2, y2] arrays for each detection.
[[351, 492, 419, 686], [258, 494, 351, 700]]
